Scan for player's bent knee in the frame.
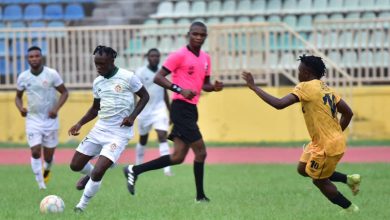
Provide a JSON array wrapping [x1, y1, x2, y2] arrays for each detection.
[[171, 155, 185, 164], [69, 163, 83, 172]]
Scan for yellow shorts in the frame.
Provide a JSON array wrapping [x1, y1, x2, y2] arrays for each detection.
[[299, 144, 344, 179]]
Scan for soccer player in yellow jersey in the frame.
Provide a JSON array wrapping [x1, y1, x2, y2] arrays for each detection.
[[242, 55, 360, 213]]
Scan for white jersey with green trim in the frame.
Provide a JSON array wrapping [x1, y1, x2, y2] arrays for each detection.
[[16, 66, 63, 130], [92, 67, 143, 138], [135, 66, 166, 119]]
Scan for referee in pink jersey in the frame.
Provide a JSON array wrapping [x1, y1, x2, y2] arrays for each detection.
[[124, 21, 223, 202]]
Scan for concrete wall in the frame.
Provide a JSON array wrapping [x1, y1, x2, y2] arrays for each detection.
[[1, 86, 389, 144]]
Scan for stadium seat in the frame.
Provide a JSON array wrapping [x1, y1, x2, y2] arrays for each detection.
[[9, 41, 28, 56], [237, 0, 251, 13], [237, 16, 251, 23], [360, 50, 374, 67], [207, 0, 222, 16], [0, 40, 5, 56], [206, 17, 220, 24], [283, 0, 296, 13], [47, 21, 65, 27], [177, 18, 190, 25], [156, 2, 173, 17], [283, 15, 297, 28], [267, 0, 282, 13], [159, 36, 173, 53], [251, 0, 266, 13], [297, 15, 312, 30], [379, 11, 390, 18], [64, 4, 85, 21], [313, 0, 327, 12], [376, 0, 390, 9], [339, 31, 354, 47], [24, 4, 43, 21], [344, 0, 359, 10], [362, 12, 376, 19], [0, 58, 5, 75], [221, 0, 235, 14], [0, 6, 2, 20], [173, 1, 190, 16], [370, 31, 387, 47], [359, 0, 375, 9], [346, 12, 360, 20], [44, 4, 63, 20], [327, 50, 341, 63], [328, 0, 343, 10], [374, 50, 389, 66], [144, 36, 158, 53], [126, 37, 142, 54], [222, 17, 235, 23], [30, 21, 45, 28], [354, 30, 369, 47], [313, 14, 327, 23], [252, 15, 265, 22], [342, 51, 358, 67], [190, 1, 206, 16], [3, 5, 23, 21], [268, 15, 281, 23], [297, 0, 312, 12]]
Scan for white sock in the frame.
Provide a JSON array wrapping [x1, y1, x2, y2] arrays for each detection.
[[43, 160, 53, 171], [31, 157, 45, 187], [76, 179, 101, 210], [136, 143, 145, 165], [159, 142, 171, 174], [80, 162, 94, 176]]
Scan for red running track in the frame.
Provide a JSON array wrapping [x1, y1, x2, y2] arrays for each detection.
[[0, 147, 389, 165]]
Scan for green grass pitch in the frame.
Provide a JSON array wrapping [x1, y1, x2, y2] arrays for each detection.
[[0, 164, 389, 220]]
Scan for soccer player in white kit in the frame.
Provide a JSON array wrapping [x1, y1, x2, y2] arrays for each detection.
[[15, 46, 69, 190], [68, 45, 149, 212], [135, 48, 172, 176]]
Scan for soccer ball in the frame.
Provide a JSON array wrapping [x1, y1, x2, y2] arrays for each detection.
[[39, 195, 65, 214]]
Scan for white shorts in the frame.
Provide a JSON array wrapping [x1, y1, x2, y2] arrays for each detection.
[[26, 129, 58, 148], [138, 113, 169, 136], [76, 126, 131, 163]]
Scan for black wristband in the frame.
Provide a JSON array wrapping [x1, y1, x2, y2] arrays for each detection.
[[170, 84, 182, 94]]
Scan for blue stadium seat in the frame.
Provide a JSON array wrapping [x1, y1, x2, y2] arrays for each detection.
[[354, 30, 369, 47], [0, 58, 5, 76], [24, 4, 43, 21], [251, 0, 266, 13], [360, 50, 374, 66], [0, 40, 5, 56], [44, 4, 63, 20], [359, 0, 375, 9], [206, 17, 220, 24], [379, 11, 390, 18], [9, 21, 26, 28], [47, 21, 65, 27], [207, 0, 222, 15], [267, 0, 282, 13], [376, 0, 390, 8], [156, 2, 173, 16], [3, 5, 23, 21], [237, 0, 251, 13], [221, 17, 235, 23], [346, 12, 360, 20], [30, 21, 45, 28], [327, 50, 341, 62], [9, 41, 28, 56], [362, 12, 376, 19], [330, 13, 343, 20], [370, 31, 387, 47], [268, 15, 281, 23], [0, 6, 2, 20], [64, 4, 85, 21], [342, 51, 358, 67], [190, 1, 206, 16], [174, 1, 189, 16], [339, 31, 353, 47], [313, 14, 327, 23], [374, 50, 389, 66]]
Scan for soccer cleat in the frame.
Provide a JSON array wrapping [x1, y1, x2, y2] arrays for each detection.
[[76, 175, 90, 190], [164, 171, 174, 176], [195, 196, 210, 203], [73, 207, 84, 213], [340, 203, 359, 214], [347, 174, 361, 196], [43, 170, 51, 184], [123, 165, 137, 195], [39, 183, 47, 190]]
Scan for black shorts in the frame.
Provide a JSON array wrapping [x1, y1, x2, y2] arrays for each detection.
[[168, 99, 202, 144]]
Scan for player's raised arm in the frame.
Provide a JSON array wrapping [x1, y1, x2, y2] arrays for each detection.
[[121, 86, 149, 127], [336, 99, 354, 131], [202, 76, 224, 92], [242, 71, 299, 109], [68, 98, 100, 136]]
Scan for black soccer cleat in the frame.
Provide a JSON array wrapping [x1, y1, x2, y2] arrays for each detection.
[[76, 175, 90, 190], [73, 207, 84, 213], [195, 196, 210, 203], [123, 165, 137, 195]]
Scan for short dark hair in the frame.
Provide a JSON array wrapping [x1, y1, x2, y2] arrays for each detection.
[[27, 46, 42, 53], [298, 55, 326, 78], [93, 45, 117, 58], [146, 48, 160, 56], [189, 21, 207, 31]]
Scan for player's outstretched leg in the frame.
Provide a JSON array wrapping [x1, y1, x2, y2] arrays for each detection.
[[123, 165, 137, 195], [347, 174, 361, 196]]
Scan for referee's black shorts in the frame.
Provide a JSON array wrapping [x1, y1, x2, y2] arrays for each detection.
[[168, 99, 202, 144]]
